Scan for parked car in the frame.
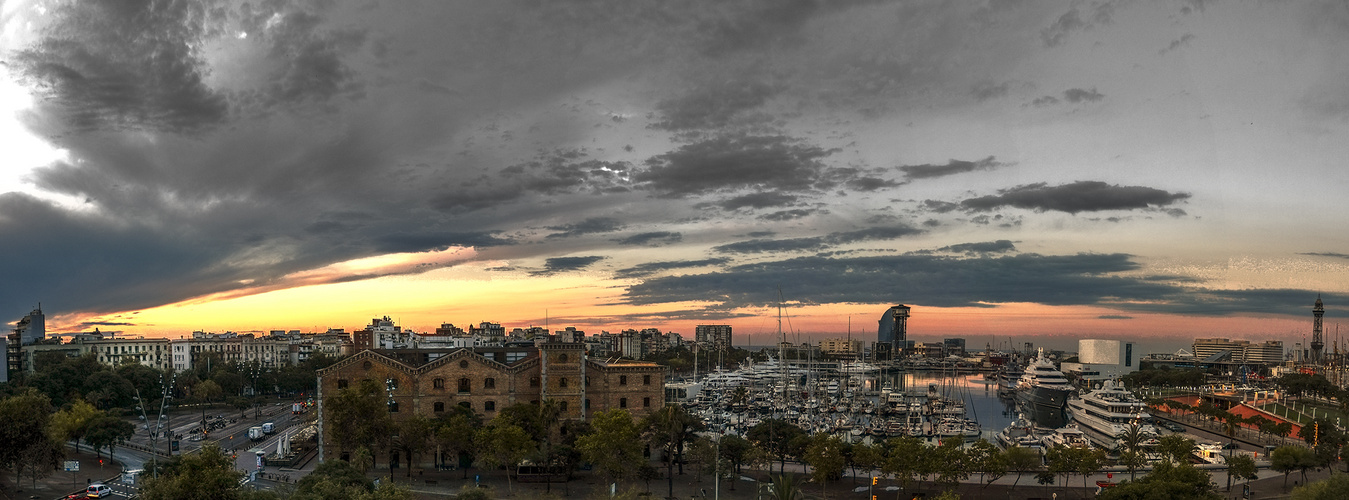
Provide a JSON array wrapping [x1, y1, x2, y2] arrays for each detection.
[[86, 483, 112, 498], [1164, 421, 1185, 432]]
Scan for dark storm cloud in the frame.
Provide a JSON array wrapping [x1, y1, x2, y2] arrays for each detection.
[[713, 237, 829, 254], [970, 81, 1011, 102], [1063, 87, 1105, 103], [624, 252, 1345, 318], [713, 225, 921, 254], [614, 258, 731, 279], [79, 321, 138, 327], [718, 192, 800, 210], [432, 152, 633, 212], [652, 81, 778, 131], [920, 200, 961, 214], [1159, 34, 1196, 55], [254, 11, 367, 106], [11, 0, 228, 132], [938, 240, 1017, 255], [545, 217, 625, 239], [1097, 315, 1132, 320], [375, 232, 515, 253], [637, 135, 840, 197], [1040, 2, 1116, 47], [1300, 252, 1349, 260], [530, 256, 607, 276], [758, 209, 817, 221], [695, 0, 845, 55], [898, 156, 1007, 181], [612, 232, 683, 246], [959, 181, 1191, 214], [624, 252, 1164, 309]]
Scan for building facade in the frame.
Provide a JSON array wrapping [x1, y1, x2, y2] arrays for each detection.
[[315, 343, 665, 465], [695, 325, 732, 351], [1192, 338, 1284, 365]]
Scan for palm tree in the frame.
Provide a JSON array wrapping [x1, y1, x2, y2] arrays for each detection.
[[1116, 420, 1147, 480], [756, 473, 804, 500], [642, 405, 705, 500]]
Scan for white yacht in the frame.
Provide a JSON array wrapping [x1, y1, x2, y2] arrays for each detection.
[[1016, 349, 1073, 422], [1066, 380, 1158, 443], [996, 414, 1048, 452], [1041, 424, 1091, 449]]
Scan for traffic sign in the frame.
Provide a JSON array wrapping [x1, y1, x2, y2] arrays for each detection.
[[63, 460, 79, 472]]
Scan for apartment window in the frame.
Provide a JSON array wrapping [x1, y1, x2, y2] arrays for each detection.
[[620, 398, 628, 408], [458, 378, 471, 393], [643, 375, 651, 385], [337, 379, 349, 389], [484, 378, 496, 389], [484, 401, 496, 411], [620, 375, 628, 385], [433, 378, 445, 389], [434, 402, 445, 412], [643, 397, 650, 407], [559, 377, 568, 388]]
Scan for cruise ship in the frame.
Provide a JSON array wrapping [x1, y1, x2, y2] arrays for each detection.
[[1016, 349, 1073, 426], [1066, 380, 1158, 446]]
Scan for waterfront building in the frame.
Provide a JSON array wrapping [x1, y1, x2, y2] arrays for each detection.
[[819, 338, 862, 358], [695, 324, 732, 351], [315, 342, 665, 466], [1192, 338, 1283, 365], [1060, 339, 1138, 384]]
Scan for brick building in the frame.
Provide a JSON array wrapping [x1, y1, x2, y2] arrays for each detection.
[[315, 343, 665, 464]]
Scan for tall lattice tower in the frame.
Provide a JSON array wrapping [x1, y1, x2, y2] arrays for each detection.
[[1312, 295, 1325, 364]]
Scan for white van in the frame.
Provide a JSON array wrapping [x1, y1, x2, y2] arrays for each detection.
[[86, 483, 112, 498]]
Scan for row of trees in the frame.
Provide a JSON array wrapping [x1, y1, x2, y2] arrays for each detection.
[[138, 444, 414, 500], [0, 389, 134, 488]]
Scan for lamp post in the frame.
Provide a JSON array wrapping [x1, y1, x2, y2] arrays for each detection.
[[134, 371, 176, 478]]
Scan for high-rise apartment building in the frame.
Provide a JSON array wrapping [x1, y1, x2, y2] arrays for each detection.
[[695, 325, 732, 350]]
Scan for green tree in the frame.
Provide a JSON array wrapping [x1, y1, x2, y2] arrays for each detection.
[[0, 389, 56, 481], [392, 415, 434, 477], [1096, 459, 1220, 500], [967, 439, 1007, 488], [930, 439, 971, 490], [1157, 435, 1196, 463], [327, 379, 394, 466], [576, 409, 643, 488], [48, 398, 99, 455], [84, 370, 137, 410], [720, 434, 753, 490], [290, 459, 415, 500], [1293, 473, 1349, 500], [1226, 454, 1257, 493], [1271, 445, 1318, 491], [746, 419, 807, 474], [642, 404, 705, 499], [434, 408, 479, 478], [802, 434, 846, 499], [1003, 446, 1042, 492], [476, 420, 535, 493], [139, 444, 245, 500], [1116, 420, 1148, 480], [881, 435, 928, 493], [85, 414, 134, 462]]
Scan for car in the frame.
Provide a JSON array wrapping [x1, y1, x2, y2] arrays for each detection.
[[86, 483, 112, 498], [1164, 422, 1185, 432]]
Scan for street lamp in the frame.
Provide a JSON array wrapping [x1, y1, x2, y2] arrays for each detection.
[[134, 371, 177, 479]]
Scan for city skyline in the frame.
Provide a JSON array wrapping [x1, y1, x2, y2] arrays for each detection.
[[2, 1, 1349, 348]]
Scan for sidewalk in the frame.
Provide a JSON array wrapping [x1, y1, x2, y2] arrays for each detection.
[[0, 447, 122, 500]]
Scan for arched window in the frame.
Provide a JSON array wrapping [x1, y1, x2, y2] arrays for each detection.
[[434, 402, 445, 412], [484, 378, 496, 389], [620, 375, 628, 385], [459, 360, 469, 369], [530, 376, 540, 388], [643, 397, 651, 407], [620, 398, 628, 408], [643, 375, 651, 385], [433, 378, 445, 389], [560, 377, 568, 388], [458, 378, 471, 393], [485, 401, 496, 411], [459, 401, 472, 410], [559, 401, 568, 412]]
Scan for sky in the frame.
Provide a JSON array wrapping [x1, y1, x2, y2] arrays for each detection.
[[3, 0, 1349, 354]]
